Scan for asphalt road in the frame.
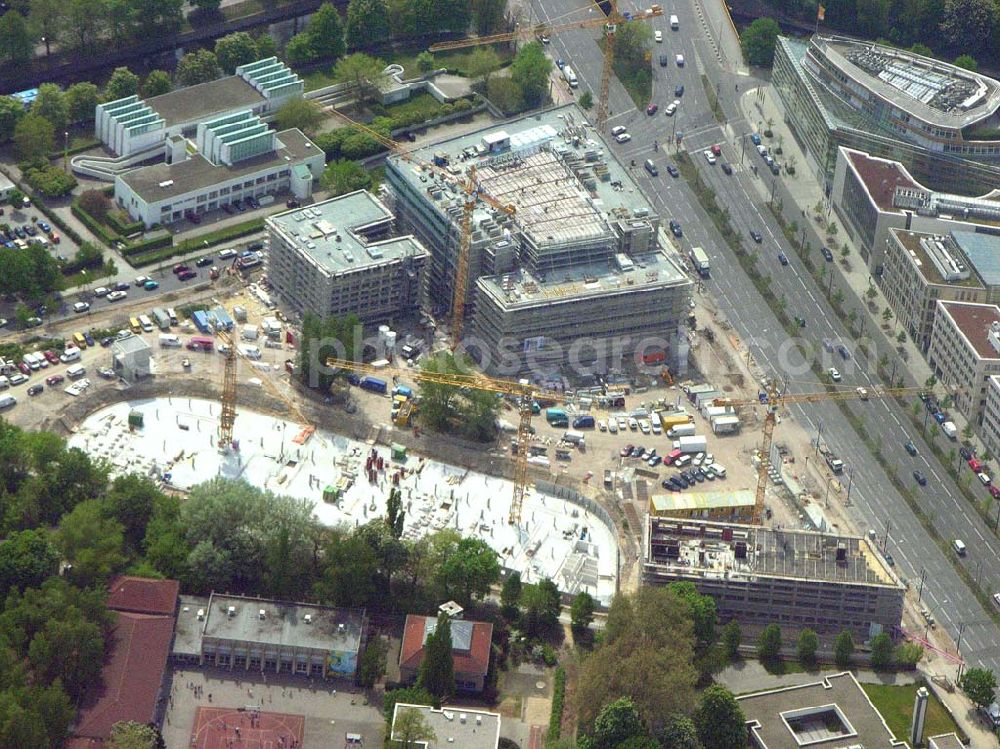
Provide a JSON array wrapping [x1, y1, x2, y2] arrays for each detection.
[[530, 0, 1000, 675]]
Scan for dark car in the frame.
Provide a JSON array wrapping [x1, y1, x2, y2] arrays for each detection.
[[173, 264, 190, 275], [286, 198, 301, 209], [114, 281, 129, 291], [769, 162, 781, 175], [83, 331, 95, 347], [960, 446, 974, 460], [778, 251, 788, 265], [914, 470, 928, 486], [666, 164, 679, 178], [646, 103, 659, 115], [178, 270, 197, 281], [821, 246, 834, 262], [27, 384, 43, 396], [905, 440, 918, 456], [669, 219, 682, 237], [101, 337, 113, 347], [750, 230, 763, 243], [221, 203, 234, 215], [659, 54, 669, 67], [644, 160, 659, 177], [196, 256, 214, 267], [721, 162, 733, 175], [675, 84, 684, 97], [837, 343, 851, 360]]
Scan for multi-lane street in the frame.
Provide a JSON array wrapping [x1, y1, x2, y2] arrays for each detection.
[[530, 0, 1000, 675]]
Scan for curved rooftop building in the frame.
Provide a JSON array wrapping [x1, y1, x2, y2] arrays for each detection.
[[774, 35, 1000, 195]]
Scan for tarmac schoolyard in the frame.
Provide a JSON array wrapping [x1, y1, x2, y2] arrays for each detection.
[[163, 669, 385, 749]]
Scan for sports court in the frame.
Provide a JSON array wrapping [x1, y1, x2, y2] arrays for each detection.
[[190, 706, 305, 749]]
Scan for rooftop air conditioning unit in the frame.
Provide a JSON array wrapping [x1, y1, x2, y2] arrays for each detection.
[[197, 609, 205, 621], [259, 609, 266, 620], [304, 614, 313, 624], [227, 606, 236, 617]]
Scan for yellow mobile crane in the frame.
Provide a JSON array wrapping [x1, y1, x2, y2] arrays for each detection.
[[326, 357, 568, 525], [429, 1, 664, 131], [714, 380, 934, 524]]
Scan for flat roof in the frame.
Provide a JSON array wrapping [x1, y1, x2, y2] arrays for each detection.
[[845, 149, 920, 211], [391, 704, 500, 749], [146, 75, 266, 129], [929, 734, 965, 749], [645, 517, 902, 588], [936, 300, 1000, 359], [816, 35, 1000, 129], [650, 490, 755, 513], [950, 231, 1000, 286], [739, 672, 907, 748], [267, 190, 428, 275], [119, 128, 318, 202], [888, 229, 984, 288], [173, 594, 211, 657], [202, 593, 365, 653]]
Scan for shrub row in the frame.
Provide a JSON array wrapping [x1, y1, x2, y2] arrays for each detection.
[[105, 210, 144, 237], [130, 218, 264, 268], [546, 666, 566, 746], [26, 194, 84, 246], [71, 201, 121, 246]]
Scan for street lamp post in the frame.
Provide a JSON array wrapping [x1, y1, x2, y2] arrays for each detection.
[[63, 131, 69, 173], [917, 567, 925, 602], [845, 466, 854, 505]]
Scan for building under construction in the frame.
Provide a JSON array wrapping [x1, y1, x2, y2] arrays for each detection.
[[385, 105, 692, 376], [642, 517, 906, 640]]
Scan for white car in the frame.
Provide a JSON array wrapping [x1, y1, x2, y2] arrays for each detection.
[[655, 30, 663, 42], [703, 150, 717, 164], [665, 102, 677, 116], [627, 417, 638, 430], [608, 420, 618, 434], [856, 386, 869, 400], [92, 286, 110, 297], [9, 373, 28, 386], [828, 367, 842, 382], [598, 420, 607, 432], [676, 53, 685, 66], [617, 416, 627, 430], [614, 132, 632, 144], [73, 302, 90, 313], [219, 248, 238, 260], [639, 420, 651, 434], [611, 125, 628, 137], [134, 276, 151, 287], [107, 290, 128, 302]]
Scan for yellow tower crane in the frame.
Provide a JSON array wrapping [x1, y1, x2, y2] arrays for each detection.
[[326, 357, 567, 525], [714, 381, 934, 524], [429, 1, 663, 131], [324, 109, 515, 344]]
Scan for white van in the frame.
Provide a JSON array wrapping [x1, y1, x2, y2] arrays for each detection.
[[0, 394, 15, 410], [22, 353, 40, 370], [563, 66, 578, 88], [166, 308, 178, 325], [708, 462, 726, 477], [239, 345, 262, 360], [159, 333, 181, 347], [650, 412, 662, 434], [60, 346, 82, 363], [0, 376, 9, 390], [953, 539, 967, 556], [669, 14, 679, 28], [66, 364, 86, 379], [139, 314, 154, 333]]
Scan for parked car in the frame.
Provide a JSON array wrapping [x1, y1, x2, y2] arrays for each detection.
[[905, 440, 918, 456], [144, 280, 159, 290], [669, 219, 682, 237], [778, 252, 788, 266], [45, 374, 64, 386], [196, 256, 214, 267], [821, 246, 834, 262], [73, 301, 90, 313], [666, 164, 679, 178], [703, 149, 716, 164], [675, 84, 684, 97], [43, 350, 59, 365], [92, 286, 110, 297], [828, 367, 841, 382], [107, 290, 128, 302], [721, 162, 733, 175], [178, 270, 197, 281], [646, 102, 659, 115], [27, 384, 43, 396]]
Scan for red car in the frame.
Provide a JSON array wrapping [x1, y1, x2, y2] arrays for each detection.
[[646, 102, 659, 115], [969, 458, 983, 473], [178, 270, 197, 281], [17, 362, 30, 375], [173, 264, 190, 275], [990, 485, 1000, 500], [620, 444, 635, 458], [711, 143, 722, 156], [45, 374, 64, 386], [42, 350, 59, 365]]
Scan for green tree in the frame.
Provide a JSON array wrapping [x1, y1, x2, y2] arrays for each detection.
[[307, 2, 347, 60], [141, 70, 172, 98], [383, 685, 435, 722], [104, 474, 163, 553], [66, 82, 100, 124], [500, 570, 522, 618], [833, 630, 854, 669], [472, 0, 508, 35], [345, 0, 391, 48], [510, 41, 551, 107], [28, 614, 105, 701], [694, 685, 745, 749], [275, 98, 325, 136], [357, 635, 389, 688], [334, 53, 390, 106], [592, 697, 646, 749], [132, 0, 184, 37], [940, 0, 996, 55], [0, 96, 23, 142], [869, 632, 893, 670], [797, 628, 819, 666], [487, 77, 523, 113], [658, 713, 702, 749], [855, 0, 889, 36], [436, 536, 500, 604], [466, 47, 502, 89], [894, 641, 924, 669], [959, 667, 997, 707], [104, 67, 140, 101], [0, 529, 59, 592], [191, 0, 223, 10], [740, 17, 781, 67], [576, 587, 697, 730], [215, 31, 260, 74], [391, 706, 437, 748], [579, 90, 594, 109], [284, 32, 317, 65], [418, 352, 499, 441], [55, 499, 126, 586], [416, 51, 436, 74], [107, 721, 163, 749], [418, 613, 455, 703], [521, 579, 561, 637], [66, 0, 107, 53], [386, 487, 405, 538], [314, 532, 379, 607], [667, 581, 716, 647], [34, 84, 69, 131], [29, 0, 63, 56], [722, 620, 742, 660], [175, 50, 222, 87], [14, 114, 55, 165], [0, 11, 34, 65], [321, 159, 372, 196], [757, 624, 782, 662], [571, 591, 595, 631], [954, 54, 978, 71]]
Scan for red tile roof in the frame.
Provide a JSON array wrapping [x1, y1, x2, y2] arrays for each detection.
[[938, 301, 1000, 359], [846, 150, 920, 211], [106, 576, 179, 616], [72, 611, 174, 741], [399, 615, 493, 677]]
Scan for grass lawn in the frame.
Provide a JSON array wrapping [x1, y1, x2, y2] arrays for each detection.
[[861, 682, 964, 742]]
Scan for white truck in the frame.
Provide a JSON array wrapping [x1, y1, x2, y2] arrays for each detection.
[[563, 66, 578, 88], [942, 421, 958, 440], [689, 246, 710, 277], [673, 435, 708, 453], [667, 423, 697, 438], [562, 429, 586, 445]]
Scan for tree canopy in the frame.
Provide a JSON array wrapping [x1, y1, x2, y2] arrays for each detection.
[[418, 613, 455, 703], [740, 18, 781, 67], [959, 667, 997, 708], [694, 685, 745, 749], [510, 42, 552, 108]]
